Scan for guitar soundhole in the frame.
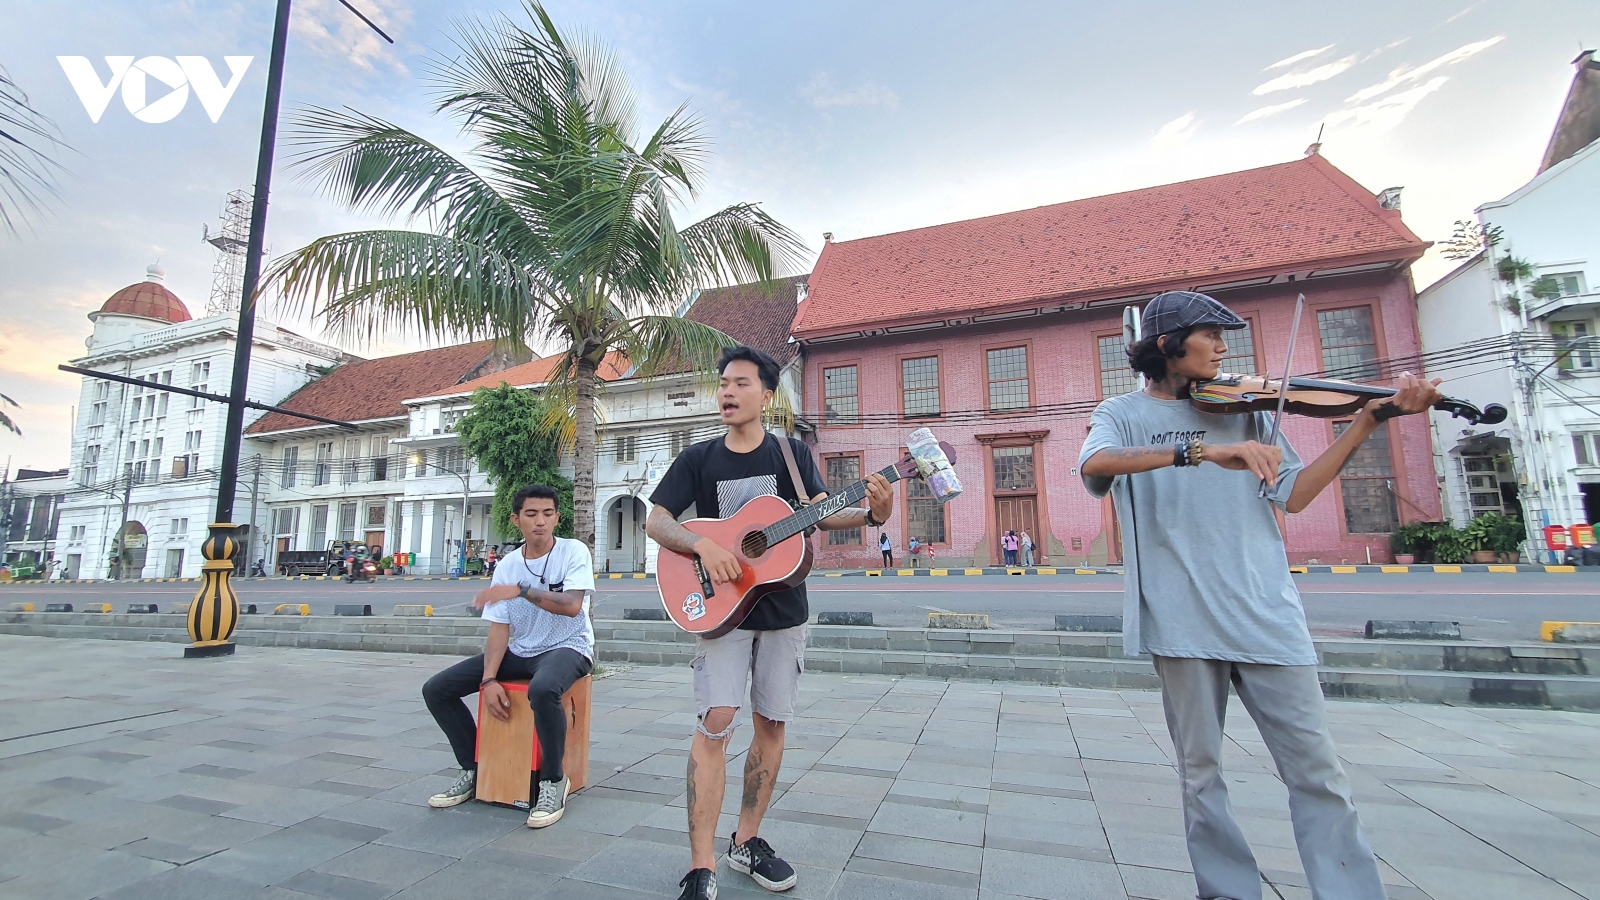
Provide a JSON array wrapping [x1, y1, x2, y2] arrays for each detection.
[[741, 531, 769, 558]]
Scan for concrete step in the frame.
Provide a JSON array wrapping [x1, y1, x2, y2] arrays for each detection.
[[6, 613, 1600, 709]]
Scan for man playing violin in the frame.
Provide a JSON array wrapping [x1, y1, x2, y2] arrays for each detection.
[[1080, 290, 1442, 900]]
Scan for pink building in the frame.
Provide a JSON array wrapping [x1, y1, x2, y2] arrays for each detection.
[[794, 153, 1444, 568]]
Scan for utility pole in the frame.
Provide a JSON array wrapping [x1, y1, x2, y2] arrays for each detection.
[[246, 457, 262, 577], [186, 0, 391, 657], [113, 472, 132, 579]]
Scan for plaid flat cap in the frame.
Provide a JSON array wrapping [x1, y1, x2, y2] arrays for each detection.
[[1141, 291, 1247, 336]]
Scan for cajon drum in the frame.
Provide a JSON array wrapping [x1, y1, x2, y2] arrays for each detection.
[[474, 675, 591, 807]]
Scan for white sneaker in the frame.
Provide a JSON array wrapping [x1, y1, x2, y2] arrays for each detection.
[[428, 769, 475, 808], [526, 776, 568, 828]]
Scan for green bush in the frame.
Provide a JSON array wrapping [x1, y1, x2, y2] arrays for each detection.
[[1462, 512, 1524, 554], [378, 555, 395, 570], [1390, 523, 1423, 555]]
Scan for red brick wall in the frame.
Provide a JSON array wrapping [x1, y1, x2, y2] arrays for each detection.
[[800, 271, 1441, 567]]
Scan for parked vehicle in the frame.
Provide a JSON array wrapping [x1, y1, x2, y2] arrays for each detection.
[[275, 540, 372, 577]]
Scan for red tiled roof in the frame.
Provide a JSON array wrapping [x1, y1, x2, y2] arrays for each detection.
[[684, 276, 806, 366], [245, 341, 508, 434], [95, 280, 191, 324], [450, 351, 630, 394], [793, 155, 1427, 339]]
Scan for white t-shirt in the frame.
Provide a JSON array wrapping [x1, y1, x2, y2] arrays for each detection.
[[481, 537, 596, 660]]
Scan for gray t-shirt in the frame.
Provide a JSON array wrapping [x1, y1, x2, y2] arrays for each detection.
[[1079, 391, 1315, 665]]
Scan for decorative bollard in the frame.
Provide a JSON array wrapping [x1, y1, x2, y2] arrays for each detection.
[[333, 604, 372, 616], [44, 603, 73, 613], [393, 604, 433, 617], [928, 612, 989, 629], [185, 522, 240, 658], [8, 602, 35, 612], [273, 603, 309, 616], [83, 603, 112, 613], [126, 603, 159, 614]]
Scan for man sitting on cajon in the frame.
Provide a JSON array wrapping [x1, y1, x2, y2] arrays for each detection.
[[422, 484, 594, 828]]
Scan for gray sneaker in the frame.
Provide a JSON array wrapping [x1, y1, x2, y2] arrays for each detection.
[[526, 776, 568, 828], [428, 769, 476, 808]]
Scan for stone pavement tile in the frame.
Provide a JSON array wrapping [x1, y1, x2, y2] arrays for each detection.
[[0, 810, 71, 833], [980, 847, 1128, 899], [1088, 776, 1183, 809], [565, 837, 708, 895], [854, 831, 985, 874], [845, 856, 982, 890], [185, 823, 368, 884], [788, 768, 893, 801], [279, 870, 396, 900], [903, 760, 995, 789], [889, 777, 990, 809], [534, 792, 662, 837], [458, 843, 580, 878], [97, 867, 270, 900], [221, 786, 361, 827], [319, 797, 435, 833], [988, 789, 1099, 826], [389, 859, 557, 900], [1094, 802, 1183, 837], [373, 805, 523, 857], [868, 798, 985, 846], [1105, 828, 1193, 872], [991, 750, 1084, 777], [1074, 738, 1171, 766], [483, 817, 618, 861], [157, 793, 241, 815], [1118, 863, 1195, 900], [988, 770, 1091, 797], [0, 848, 172, 900], [1399, 863, 1587, 899], [754, 815, 867, 870], [243, 759, 374, 789], [772, 788, 881, 821]]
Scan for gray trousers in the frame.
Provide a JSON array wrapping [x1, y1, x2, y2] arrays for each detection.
[[1153, 656, 1386, 900]]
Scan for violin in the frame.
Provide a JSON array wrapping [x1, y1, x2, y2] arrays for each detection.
[[1189, 374, 1507, 426]]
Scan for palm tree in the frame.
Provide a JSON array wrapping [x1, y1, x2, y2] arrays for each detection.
[[0, 62, 69, 236], [269, 2, 807, 550], [0, 392, 18, 436]]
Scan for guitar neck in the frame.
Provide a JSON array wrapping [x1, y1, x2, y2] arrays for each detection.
[[764, 464, 903, 545]]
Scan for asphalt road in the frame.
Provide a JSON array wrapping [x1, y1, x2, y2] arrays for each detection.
[[10, 572, 1598, 643]]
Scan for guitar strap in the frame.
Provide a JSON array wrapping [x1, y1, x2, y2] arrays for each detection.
[[774, 432, 818, 537]]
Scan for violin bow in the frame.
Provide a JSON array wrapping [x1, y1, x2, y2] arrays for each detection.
[[1260, 293, 1305, 498]]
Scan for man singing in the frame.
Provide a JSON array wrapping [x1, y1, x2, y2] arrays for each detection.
[[1080, 290, 1440, 900], [647, 346, 893, 900], [422, 484, 594, 829]]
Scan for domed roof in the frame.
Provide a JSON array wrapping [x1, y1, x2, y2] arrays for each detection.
[[93, 265, 191, 324]]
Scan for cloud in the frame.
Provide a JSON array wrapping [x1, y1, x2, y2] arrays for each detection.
[[1446, 1, 1487, 24], [1324, 75, 1450, 133], [1236, 99, 1308, 124], [289, 0, 412, 76], [798, 73, 898, 109], [1252, 55, 1359, 95], [1151, 113, 1198, 150], [1346, 36, 1503, 103], [1265, 45, 1334, 70]]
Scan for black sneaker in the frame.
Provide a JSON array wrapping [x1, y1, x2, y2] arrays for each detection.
[[677, 867, 717, 900], [727, 833, 797, 891]]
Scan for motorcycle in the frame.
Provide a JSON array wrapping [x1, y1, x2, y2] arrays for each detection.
[[345, 558, 378, 583]]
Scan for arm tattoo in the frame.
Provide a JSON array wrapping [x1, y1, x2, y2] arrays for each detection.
[[647, 505, 702, 554]]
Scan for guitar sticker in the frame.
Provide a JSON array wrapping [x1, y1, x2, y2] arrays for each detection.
[[683, 592, 706, 621]]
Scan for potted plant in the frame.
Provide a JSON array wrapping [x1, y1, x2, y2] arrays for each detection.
[[1432, 526, 1471, 565], [379, 555, 395, 575], [1389, 524, 1419, 565], [1462, 514, 1498, 563], [1488, 515, 1526, 564]]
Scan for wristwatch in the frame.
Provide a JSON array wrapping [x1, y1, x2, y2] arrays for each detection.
[[864, 508, 885, 527]]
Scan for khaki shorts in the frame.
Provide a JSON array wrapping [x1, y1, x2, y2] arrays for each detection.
[[692, 624, 807, 728]]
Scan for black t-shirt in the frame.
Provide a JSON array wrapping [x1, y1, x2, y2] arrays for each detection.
[[650, 432, 827, 631]]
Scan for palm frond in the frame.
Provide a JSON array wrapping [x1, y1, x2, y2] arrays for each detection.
[[0, 64, 69, 236], [265, 230, 552, 346], [0, 391, 19, 436], [285, 106, 540, 255], [621, 315, 736, 380], [673, 203, 811, 289]]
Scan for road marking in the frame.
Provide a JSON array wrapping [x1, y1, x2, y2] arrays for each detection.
[[1330, 566, 1358, 574], [919, 604, 954, 613]]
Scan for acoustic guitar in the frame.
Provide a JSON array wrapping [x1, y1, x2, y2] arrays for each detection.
[[656, 438, 959, 637]]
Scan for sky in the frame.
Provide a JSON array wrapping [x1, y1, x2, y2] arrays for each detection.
[[1, 0, 1595, 471]]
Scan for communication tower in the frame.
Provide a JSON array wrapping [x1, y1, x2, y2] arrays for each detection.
[[201, 190, 252, 317]]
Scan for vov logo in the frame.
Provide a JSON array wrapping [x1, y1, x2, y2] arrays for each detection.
[[58, 56, 252, 123]]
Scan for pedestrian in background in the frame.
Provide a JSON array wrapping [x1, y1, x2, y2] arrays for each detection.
[[908, 535, 921, 567], [1001, 530, 1019, 566], [1020, 531, 1035, 567], [878, 531, 893, 568]]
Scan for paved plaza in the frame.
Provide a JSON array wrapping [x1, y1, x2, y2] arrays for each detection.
[[2, 634, 1600, 900]]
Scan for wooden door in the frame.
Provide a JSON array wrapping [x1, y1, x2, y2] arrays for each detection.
[[994, 496, 1039, 556]]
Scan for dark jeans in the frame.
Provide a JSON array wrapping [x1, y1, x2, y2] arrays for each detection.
[[422, 647, 592, 782], [1003, 548, 1017, 565], [881, 550, 893, 567]]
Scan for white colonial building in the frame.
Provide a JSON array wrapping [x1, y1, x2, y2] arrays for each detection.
[[1418, 50, 1600, 558], [54, 266, 351, 580]]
